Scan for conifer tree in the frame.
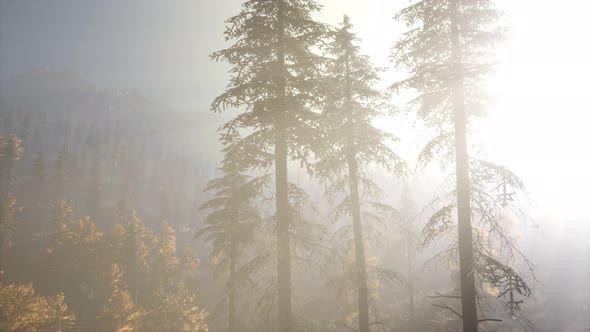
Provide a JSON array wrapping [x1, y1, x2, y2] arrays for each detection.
[[317, 16, 406, 332], [391, 0, 532, 329], [211, 1, 328, 330], [198, 142, 264, 332]]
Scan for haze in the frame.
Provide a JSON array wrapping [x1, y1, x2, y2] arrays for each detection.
[[0, 0, 588, 331]]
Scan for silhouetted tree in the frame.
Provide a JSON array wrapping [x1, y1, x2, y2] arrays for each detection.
[[199, 142, 265, 332], [317, 16, 407, 332], [391, 0, 532, 329], [211, 1, 328, 330]]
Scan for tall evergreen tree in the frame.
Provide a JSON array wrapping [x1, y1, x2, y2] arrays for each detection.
[[391, 0, 532, 329], [211, 1, 328, 330], [317, 16, 406, 332], [198, 142, 264, 332]]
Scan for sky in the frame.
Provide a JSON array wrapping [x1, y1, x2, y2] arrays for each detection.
[[1, 0, 589, 224]]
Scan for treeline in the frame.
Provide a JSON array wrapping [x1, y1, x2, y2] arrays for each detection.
[[0, 100, 216, 229]]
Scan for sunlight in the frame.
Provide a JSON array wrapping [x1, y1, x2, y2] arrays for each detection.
[[321, 0, 590, 219], [318, 0, 590, 219], [481, 0, 590, 218]]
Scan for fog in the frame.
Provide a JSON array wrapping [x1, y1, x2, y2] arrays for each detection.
[[0, 0, 589, 331]]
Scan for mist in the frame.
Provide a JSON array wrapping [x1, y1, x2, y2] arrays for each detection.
[[0, 1, 588, 331]]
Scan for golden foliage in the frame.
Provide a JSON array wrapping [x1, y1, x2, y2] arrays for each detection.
[[0, 283, 77, 332]]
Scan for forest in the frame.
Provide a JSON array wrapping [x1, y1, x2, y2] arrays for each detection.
[[0, 0, 589, 331]]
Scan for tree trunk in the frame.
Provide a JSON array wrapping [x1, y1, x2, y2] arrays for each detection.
[[229, 233, 237, 332], [407, 239, 415, 319], [344, 50, 370, 332], [275, 1, 292, 331], [449, 0, 478, 331], [229, 185, 238, 332]]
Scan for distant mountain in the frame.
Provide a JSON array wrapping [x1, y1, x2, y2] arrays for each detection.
[[0, 69, 225, 157], [0, 68, 224, 127]]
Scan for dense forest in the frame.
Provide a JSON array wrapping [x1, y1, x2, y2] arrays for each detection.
[[1, 0, 589, 331]]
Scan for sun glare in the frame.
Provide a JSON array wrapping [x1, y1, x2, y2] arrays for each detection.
[[481, 0, 590, 218], [319, 0, 590, 219]]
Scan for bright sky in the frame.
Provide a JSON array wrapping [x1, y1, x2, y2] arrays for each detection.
[[317, 0, 590, 222]]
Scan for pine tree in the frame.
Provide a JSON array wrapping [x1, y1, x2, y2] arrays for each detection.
[[211, 1, 328, 330], [316, 16, 406, 332], [198, 142, 264, 332], [391, 0, 532, 329]]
